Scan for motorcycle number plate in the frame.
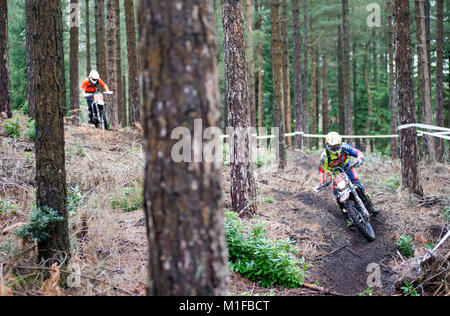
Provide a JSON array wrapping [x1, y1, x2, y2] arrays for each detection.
[[339, 189, 351, 202], [94, 94, 104, 103]]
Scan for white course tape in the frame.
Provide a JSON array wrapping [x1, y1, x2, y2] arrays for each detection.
[[218, 123, 449, 141], [398, 123, 450, 132]]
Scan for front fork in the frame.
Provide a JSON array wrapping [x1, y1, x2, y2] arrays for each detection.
[[350, 185, 370, 220]]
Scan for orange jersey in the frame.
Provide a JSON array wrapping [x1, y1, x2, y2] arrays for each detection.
[[81, 78, 109, 93]]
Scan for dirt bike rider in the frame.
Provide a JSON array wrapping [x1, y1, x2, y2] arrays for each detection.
[[81, 70, 110, 124], [319, 132, 379, 217]]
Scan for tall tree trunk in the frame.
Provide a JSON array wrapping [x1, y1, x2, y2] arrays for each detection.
[[302, 0, 309, 147], [95, 0, 107, 80], [124, 0, 141, 125], [115, 0, 124, 127], [106, 0, 118, 128], [387, 0, 398, 159], [338, 25, 345, 135], [292, 0, 303, 149], [245, 0, 256, 128], [372, 28, 377, 84], [415, 0, 434, 161], [271, 0, 287, 169], [310, 18, 316, 145], [342, 0, 352, 143], [435, 0, 444, 162], [424, 0, 431, 84], [322, 54, 329, 135], [0, 0, 11, 119], [282, 0, 292, 147], [25, 0, 35, 118], [138, 0, 229, 296], [363, 43, 373, 150], [33, 0, 70, 264], [255, 0, 263, 131], [222, 0, 257, 215], [394, 0, 423, 197], [315, 45, 320, 139], [70, 0, 81, 126], [352, 41, 359, 148], [86, 0, 91, 74]]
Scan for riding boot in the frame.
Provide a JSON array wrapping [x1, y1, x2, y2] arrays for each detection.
[[364, 193, 379, 216], [88, 110, 94, 124]]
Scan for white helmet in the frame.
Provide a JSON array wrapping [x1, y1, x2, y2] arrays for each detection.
[[89, 70, 100, 82]]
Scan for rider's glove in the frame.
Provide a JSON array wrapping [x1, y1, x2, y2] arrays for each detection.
[[355, 157, 364, 167]]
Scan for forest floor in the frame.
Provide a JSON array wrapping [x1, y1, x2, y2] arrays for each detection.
[[0, 114, 448, 296]]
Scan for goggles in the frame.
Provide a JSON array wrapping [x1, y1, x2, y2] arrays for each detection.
[[327, 143, 342, 154]]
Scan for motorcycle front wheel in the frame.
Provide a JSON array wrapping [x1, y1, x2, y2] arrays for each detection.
[[101, 109, 108, 130], [347, 200, 376, 242]]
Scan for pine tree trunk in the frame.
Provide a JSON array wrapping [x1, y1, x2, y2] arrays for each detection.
[[363, 43, 373, 150], [415, 0, 434, 161], [282, 0, 292, 147], [394, 0, 423, 197], [315, 46, 320, 140], [435, 0, 444, 162], [271, 0, 287, 169], [106, 0, 118, 127], [352, 41, 360, 148], [115, 0, 124, 127], [70, 0, 81, 126], [245, 0, 256, 128], [124, 0, 141, 125], [32, 0, 70, 263], [310, 18, 316, 143], [338, 25, 345, 135], [292, 0, 303, 149], [138, 0, 229, 296], [255, 0, 263, 131], [322, 54, 329, 135], [222, 0, 257, 215], [387, 0, 398, 159], [424, 0, 431, 84], [302, 0, 309, 147], [86, 0, 91, 74], [0, 0, 11, 119], [342, 0, 352, 142], [372, 28, 377, 84], [95, 0, 107, 80], [25, 0, 35, 118]]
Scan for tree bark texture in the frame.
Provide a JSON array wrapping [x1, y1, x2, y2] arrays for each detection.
[[271, 0, 287, 169], [25, 0, 35, 118], [322, 54, 329, 135], [394, 0, 423, 197], [95, 0, 107, 80], [222, 0, 257, 215], [32, 0, 70, 263], [434, 0, 444, 162], [292, 0, 303, 149], [342, 0, 352, 141], [414, 0, 434, 161], [282, 0, 291, 147], [387, 0, 398, 159], [86, 0, 91, 74], [245, 0, 256, 128], [106, 0, 118, 127], [0, 0, 12, 118], [70, 0, 81, 125], [124, 0, 141, 125], [138, 0, 229, 296]]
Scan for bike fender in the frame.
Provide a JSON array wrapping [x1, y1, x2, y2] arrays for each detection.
[[339, 189, 351, 203]]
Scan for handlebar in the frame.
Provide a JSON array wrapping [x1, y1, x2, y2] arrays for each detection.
[[312, 159, 361, 193], [84, 91, 114, 97]]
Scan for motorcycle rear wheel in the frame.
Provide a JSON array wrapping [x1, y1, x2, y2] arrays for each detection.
[[347, 200, 375, 242]]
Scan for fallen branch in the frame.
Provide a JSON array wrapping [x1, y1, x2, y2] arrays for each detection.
[[301, 283, 345, 296], [13, 265, 138, 296]]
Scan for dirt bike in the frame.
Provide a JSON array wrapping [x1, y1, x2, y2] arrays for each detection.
[[314, 160, 376, 242], [84, 91, 113, 130]]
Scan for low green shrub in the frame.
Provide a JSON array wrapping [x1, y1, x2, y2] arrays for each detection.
[[0, 199, 17, 216], [15, 206, 64, 243], [25, 118, 35, 142], [111, 185, 143, 212], [225, 212, 307, 288], [67, 186, 85, 216], [401, 281, 419, 296], [3, 118, 21, 139], [379, 174, 401, 194], [396, 235, 415, 258]]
